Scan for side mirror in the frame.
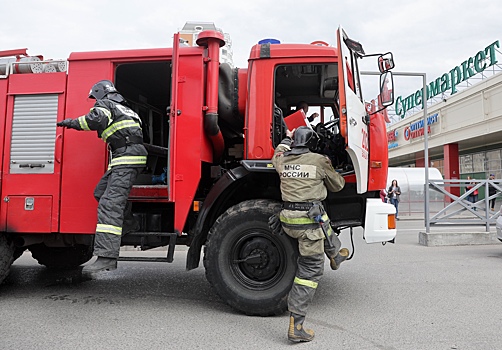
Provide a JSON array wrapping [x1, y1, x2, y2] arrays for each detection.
[[379, 71, 394, 107], [378, 53, 395, 73]]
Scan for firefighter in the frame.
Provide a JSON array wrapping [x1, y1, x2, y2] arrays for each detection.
[[295, 101, 319, 123], [56, 80, 147, 274], [271, 126, 348, 342]]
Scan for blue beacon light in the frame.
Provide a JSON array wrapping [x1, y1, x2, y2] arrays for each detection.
[[258, 38, 281, 45]]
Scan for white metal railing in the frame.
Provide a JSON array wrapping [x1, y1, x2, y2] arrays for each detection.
[[428, 179, 502, 231]]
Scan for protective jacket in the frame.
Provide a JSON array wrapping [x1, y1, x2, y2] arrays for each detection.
[[272, 138, 344, 203], [64, 98, 147, 168]]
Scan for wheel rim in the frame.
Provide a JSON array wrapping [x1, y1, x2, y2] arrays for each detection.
[[229, 229, 288, 290]]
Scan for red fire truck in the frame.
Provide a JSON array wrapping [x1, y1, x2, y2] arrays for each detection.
[[0, 27, 396, 315]]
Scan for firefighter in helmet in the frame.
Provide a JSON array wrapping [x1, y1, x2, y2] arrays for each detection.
[[271, 126, 348, 342], [57, 80, 147, 274]]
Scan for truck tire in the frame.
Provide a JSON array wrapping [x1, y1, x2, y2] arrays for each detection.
[[204, 199, 298, 316], [29, 244, 93, 270], [0, 235, 15, 284]]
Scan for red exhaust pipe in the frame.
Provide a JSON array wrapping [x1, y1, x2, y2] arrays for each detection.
[[196, 30, 226, 161]]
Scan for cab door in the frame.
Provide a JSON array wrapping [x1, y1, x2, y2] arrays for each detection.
[[168, 32, 206, 233], [337, 26, 368, 194], [168, 32, 180, 202]]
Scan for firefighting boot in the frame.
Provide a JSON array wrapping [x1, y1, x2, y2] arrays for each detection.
[[82, 257, 117, 274], [329, 248, 349, 270], [288, 313, 315, 343]]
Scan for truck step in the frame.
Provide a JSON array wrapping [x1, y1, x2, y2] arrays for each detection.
[[124, 231, 174, 237], [118, 256, 173, 263], [120, 232, 177, 263]]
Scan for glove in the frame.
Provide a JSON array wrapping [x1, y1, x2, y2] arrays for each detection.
[[57, 119, 73, 128], [268, 214, 284, 235]]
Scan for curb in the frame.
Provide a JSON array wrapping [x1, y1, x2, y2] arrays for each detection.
[[418, 231, 501, 246]]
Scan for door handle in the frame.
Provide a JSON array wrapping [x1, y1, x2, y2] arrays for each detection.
[[55, 133, 62, 163], [19, 164, 45, 168]]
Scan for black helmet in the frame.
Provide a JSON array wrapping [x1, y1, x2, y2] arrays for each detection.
[[292, 126, 319, 151], [89, 80, 117, 100]]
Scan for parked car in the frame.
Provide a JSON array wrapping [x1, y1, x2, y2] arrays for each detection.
[[496, 214, 502, 242]]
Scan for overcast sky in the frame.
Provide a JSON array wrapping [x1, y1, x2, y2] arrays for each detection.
[[1, 0, 500, 118]]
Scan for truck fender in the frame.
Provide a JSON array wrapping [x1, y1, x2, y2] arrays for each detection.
[[186, 166, 250, 270]]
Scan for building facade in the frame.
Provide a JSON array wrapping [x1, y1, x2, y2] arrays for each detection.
[[179, 22, 233, 66], [388, 41, 502, 187]]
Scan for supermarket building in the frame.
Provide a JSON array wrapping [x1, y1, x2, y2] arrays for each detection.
[[388, 40, 502, 183]]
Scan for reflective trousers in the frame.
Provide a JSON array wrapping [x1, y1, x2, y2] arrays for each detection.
[[93, 167, 142, 258], [280, 209, 342, 316], [287, 253, 324, 316], [283, 218, 342, 316]]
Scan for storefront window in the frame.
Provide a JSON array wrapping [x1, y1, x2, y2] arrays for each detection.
[[460, 155, 473, 173], [486, 150, 502, 176], [430, 159, 444, 176], [473, 152, 485, 173]]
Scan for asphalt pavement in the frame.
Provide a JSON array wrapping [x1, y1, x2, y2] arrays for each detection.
[[1, 220, 502, 350]]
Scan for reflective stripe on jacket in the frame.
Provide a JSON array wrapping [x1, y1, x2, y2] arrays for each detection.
[[71, 98, 148, 168]]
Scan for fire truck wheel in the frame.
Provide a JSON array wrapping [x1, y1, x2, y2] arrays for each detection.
[[0, 235, 15, 284], [29, 244, 93, 270], [204, 199, 298, 316]]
